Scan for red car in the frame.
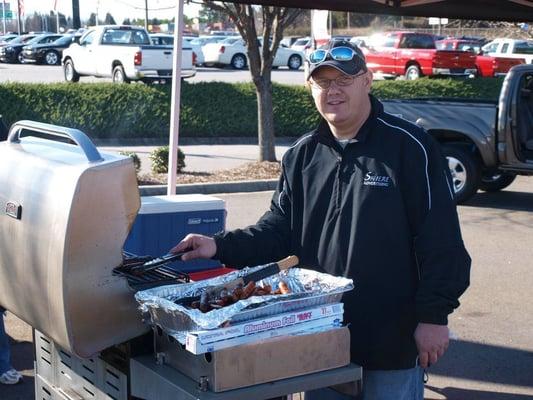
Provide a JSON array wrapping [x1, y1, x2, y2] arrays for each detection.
[[436, 39, 525, 77], [363, 32, 477, 80]]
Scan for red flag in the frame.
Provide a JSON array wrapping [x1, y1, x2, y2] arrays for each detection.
[[18, 0, 24, 17], [53, 0, 58, 11]]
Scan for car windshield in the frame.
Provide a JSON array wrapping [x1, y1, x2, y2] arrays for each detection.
[[0, 36, 17, 43], [53, 35, 74, 46], [221, 37, 240, 44], [293, 38, 309, 46], [151, 35, 173, 45], [101, 29, 150, 45], [8, 35, 33, 45], [514, 41, 533, 54], [368, 34, 398, 48], [26, 35, 51, 45], [436, 41, 452, 50], [457, 42, 481, 53]]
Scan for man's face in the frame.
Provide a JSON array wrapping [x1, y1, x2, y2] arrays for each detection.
[[310, 66, 372, 131]]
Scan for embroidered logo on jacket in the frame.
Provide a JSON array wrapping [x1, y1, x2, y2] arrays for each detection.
[[363, 172, 391, 187]]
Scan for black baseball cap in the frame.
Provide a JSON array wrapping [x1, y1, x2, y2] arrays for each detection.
[[307, 39, 367, 80]]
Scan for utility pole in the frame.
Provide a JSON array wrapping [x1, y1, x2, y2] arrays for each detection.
[[347, 12, 350, 30], [328, 10, 332, 38], [54, 0, 60, 33], [144, 0, 148, 32], [16, 0, 21, 34], [2, 1, 6, 35], [72, 0, 80, 29]]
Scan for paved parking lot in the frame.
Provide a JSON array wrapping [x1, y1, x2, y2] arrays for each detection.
[[0, 63, 306, 85], [2, 176, 533, 399]]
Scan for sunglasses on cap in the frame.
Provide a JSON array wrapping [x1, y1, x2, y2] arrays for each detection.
[[308, 46, 364, 65]]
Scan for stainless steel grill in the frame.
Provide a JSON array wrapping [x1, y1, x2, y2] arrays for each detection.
[[0, 120, 147, 358], [0, 120, 362, 399]]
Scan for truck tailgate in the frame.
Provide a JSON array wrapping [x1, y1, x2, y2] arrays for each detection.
[[493, 56, 525, 74], [139, 45, 174, 70], [434, 50, 476, 69]]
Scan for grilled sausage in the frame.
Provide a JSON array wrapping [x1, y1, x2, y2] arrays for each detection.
[[232, 287, 244, 302], [241, 281, 256, 299], [278, 281, 290, 294], [200, 292, 210, 312]]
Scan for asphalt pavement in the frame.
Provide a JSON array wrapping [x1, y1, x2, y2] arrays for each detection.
[[0, 63, 306, 85]]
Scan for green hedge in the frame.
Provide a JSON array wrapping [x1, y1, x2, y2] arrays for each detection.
[[0, 78, 503, 139]]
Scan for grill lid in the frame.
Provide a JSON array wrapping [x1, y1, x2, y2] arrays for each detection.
[[0, 121, 148, 357]]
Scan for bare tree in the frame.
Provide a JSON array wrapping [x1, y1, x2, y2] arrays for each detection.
[[203, 3, 303, 161]]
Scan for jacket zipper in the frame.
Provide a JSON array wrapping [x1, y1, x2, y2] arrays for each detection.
[[335, 155, 343, 210], [414, 245, 421, 281]]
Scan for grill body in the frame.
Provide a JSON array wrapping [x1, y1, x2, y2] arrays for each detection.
[[0, 121, 148, 358]]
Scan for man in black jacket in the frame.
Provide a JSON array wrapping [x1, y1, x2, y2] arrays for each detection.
[[171, 40, 471, 400]]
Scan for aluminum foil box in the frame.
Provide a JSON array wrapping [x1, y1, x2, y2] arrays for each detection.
[[136, 267, 354, 334]]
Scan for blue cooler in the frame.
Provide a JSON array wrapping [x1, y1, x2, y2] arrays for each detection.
[[124, 194, 225, 272]]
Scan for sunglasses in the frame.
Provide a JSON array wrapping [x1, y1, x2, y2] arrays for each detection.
[[308, 46, 364, 65]]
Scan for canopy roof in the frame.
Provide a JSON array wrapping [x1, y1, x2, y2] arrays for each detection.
[[231, 0, 533, 23]]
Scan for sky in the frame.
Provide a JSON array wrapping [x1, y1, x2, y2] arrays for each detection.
[[3, 0, 202, 23]]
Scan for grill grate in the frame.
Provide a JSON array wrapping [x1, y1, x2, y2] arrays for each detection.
[[113, 252, 190, 291]]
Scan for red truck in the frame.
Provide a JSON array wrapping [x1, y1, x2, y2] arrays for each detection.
[[363, 32, 477, 80], [436, 38, 525, 77]]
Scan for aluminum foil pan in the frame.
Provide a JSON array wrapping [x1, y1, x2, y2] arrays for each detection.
[[135, 267, 353, 337]]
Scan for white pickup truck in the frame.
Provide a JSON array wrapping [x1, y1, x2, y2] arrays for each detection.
[[482, 38, 533, 64], [62, 25, 195, 84]]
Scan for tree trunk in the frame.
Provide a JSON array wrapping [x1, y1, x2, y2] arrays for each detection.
[[255, 76, 277, 162]]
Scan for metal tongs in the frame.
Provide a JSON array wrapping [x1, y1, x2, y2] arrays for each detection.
[[129, 252, 186, 275]]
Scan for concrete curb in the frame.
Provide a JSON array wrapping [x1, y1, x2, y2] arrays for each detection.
[[139, 179, 278, 196]]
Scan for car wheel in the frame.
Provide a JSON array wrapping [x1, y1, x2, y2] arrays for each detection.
[[112, 65, 130, 83], [63, 59, 80, 82], [479, 172, 516, 192], [231, 54, 247, 69], [287, 54, 302, 70], [442, 145, 481, 203], [17, 52, 24, 64], [405, 64, 421, 80], [45, 51, 59, 65]]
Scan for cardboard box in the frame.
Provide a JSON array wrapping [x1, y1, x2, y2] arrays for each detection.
[[158, 326, 351, 392], [187, 302, 344, 345], [186, 313, 343, 354]]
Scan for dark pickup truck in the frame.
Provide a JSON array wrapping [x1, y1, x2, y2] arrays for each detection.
[[382, 64, 533, 203]]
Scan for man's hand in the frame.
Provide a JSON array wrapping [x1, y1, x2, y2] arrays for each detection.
[[170, 234, 217, 261], [414, 323, 449, 368]]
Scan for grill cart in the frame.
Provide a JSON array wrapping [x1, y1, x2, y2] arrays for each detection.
[[0, 121, 362, 399]]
